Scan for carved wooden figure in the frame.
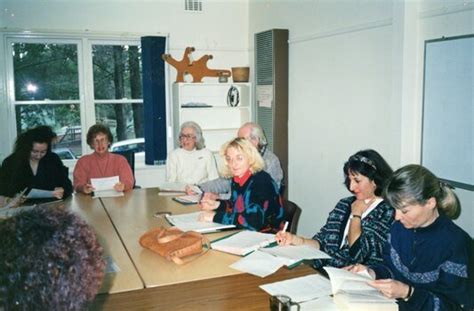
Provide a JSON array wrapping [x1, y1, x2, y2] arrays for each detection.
[[162, 47, 231, 83]]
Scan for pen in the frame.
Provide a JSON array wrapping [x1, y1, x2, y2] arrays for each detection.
[[282, 221, 289, 233]]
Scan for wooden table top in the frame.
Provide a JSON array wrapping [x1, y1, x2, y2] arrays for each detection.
[[100, 188, 245, 288], [66, 193, 143, 294]]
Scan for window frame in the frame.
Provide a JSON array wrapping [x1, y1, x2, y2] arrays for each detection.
[[3, 34, 143, 166]]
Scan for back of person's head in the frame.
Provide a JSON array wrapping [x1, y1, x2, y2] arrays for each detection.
[[239, 122, 268, 150], [383, 164, 461, 219], [179, 121, 205, 150], [13, 126, 56, 161], [220, 137, 265, 178], [0, 206, 105, 310], [343, 149, 393, 196], [87, 123, 113, 147]]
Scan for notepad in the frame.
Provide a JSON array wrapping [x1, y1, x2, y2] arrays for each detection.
[[165, 212, 236, 233], [211, 230, 275, 256], [260, 274, 332, 302], [260, 244, 331, 267]]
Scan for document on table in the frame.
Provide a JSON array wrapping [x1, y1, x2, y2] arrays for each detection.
[[211, 230, 276, 256], [91, 176, 124, 198], [165, 212, 236, 233], [172, 194, 201, 205], [157, 182, 187, 195], [230, 250, 288, 277], [323, 267, 395, 303], [260, 244, 331, 266], [26, 188, 55, 199], [260, 274, 332, 302]]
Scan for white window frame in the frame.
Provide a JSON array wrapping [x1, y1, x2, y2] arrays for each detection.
[[2, 33, 143, 167]]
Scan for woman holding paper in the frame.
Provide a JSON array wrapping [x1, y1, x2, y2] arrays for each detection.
[[0, 126, 72, 206], [73, 124, 134, 194], [276, 149, 395, 268], [348, 165, 472, 310], [198, 137, 285, 233]]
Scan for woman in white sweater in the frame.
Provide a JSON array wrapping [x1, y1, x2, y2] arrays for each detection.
[[166, 121, 218, 185]]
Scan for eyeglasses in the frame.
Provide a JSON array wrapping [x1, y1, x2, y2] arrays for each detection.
[[179, 134, 196, 140], [92, 138, 109, 145]]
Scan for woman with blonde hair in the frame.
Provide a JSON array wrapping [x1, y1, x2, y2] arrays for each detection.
[[199, 137, 285, 233], [348, 164, 473, 310]]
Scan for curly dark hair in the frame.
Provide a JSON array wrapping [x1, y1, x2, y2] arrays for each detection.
[[0, 206, 105, 310], [343, 149, 393, 196], [86, 123, 113, 147], [12, 125, 57, 162]]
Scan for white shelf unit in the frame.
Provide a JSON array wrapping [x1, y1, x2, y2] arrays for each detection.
[[172, 83, 252, 152]]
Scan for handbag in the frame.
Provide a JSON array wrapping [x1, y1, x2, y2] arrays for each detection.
[[139, 227, 210, 265]]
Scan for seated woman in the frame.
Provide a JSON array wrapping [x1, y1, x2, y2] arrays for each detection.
[[0, 206, 105, 310], [276, 149, 395, 268], [198, 137, 285, 233], [73, 124, 134, 194], [0, 126, 72, 206], [166, 121, 218, 185], [348, 164, 473, 311]]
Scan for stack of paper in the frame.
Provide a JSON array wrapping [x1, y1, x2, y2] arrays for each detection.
[[157, 182, 187, 196], [211, 231, 276, 256], [165, 212, 235, 233], [260, 244, 331, 267], [260, 274, 332, 302]]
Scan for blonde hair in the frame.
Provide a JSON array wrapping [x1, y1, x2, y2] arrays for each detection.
[[220, 137, 265, 178], [384, 164, 461, 219]]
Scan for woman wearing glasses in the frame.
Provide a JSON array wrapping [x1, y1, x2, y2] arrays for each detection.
[[166, 121, 218, 185], [73, 124, 134, 194], [0, 126, 72, 206], [276, 149, 395, 268]]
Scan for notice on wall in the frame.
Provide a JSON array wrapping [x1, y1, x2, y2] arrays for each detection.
[[256, 85, 273, 108]]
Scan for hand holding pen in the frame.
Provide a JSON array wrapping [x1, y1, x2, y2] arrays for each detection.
[[276, 221, 293, 245]]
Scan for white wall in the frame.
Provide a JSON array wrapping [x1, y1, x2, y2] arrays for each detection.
[[249, 0, 474, 237], [0, 0, 251, 186]]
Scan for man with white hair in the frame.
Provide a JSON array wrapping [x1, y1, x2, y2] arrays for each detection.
[[193, 122, 283, 196]]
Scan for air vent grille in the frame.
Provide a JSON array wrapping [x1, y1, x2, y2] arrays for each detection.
[[255, 31, 273, 85], [185, 0, 202, 12]]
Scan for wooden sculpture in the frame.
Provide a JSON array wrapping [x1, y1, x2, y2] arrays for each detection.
[[162, 47, 231, 83]]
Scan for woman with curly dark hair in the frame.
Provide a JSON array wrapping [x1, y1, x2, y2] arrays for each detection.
[[0, 126, 72, 207], [0, 206, 105, 310]]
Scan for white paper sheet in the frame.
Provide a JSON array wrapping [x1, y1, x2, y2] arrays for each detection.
[[26, 188, 55, 199], [260, 274, 332, 302], [230, 250, 287, 277], [165, 212, 235, 233], [91, 176, 119, 191], [91, 176, 124, 198], [260, 244, 331, 266], [300, 296, 341, 311], [323, 267, 377, 295], [157, 182, 187, 192], [211, 231, 275, 256]]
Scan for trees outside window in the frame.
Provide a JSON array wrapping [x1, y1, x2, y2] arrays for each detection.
[[8, 37, 143, 158]]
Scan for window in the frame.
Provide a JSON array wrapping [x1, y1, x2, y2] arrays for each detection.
[[6, 36, 143, 159]]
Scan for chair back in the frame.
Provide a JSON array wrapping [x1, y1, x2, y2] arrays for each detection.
[[283, 199, 302, 234], [111, 150, 136, 188]]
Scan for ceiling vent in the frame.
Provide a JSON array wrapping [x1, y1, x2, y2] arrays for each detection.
[[185, 0, 203, 12]]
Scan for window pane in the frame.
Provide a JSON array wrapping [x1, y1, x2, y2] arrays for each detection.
[[15, 104, 82, 157], [95, 103, 144, 143], [13, 43, 79, 100], [92, 45, 142, 100]]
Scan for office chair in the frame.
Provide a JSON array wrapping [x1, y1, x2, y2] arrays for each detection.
[[111, 150, 139, 188], [283, 199, 302, 234]]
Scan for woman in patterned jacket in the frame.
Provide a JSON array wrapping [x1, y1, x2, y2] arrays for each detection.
[[348, 164, 473, 311], [276, 149, 395, 268], [198, 137, 285, 233]]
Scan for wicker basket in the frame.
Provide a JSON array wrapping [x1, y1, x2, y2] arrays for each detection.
[[231, 67, 250, 82]]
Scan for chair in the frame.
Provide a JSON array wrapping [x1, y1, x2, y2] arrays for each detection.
[[283, 199, 302, 234], [111, 150, 139, 188]]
